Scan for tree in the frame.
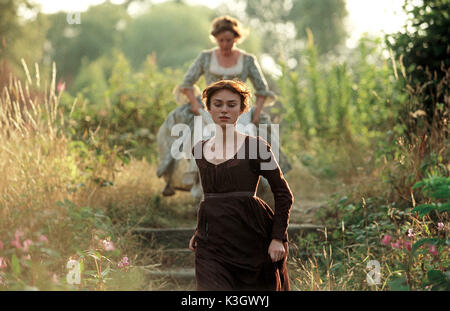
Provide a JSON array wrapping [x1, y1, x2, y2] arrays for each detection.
[[288, 0, 348, 56], [0, 0, 48, 83], [45, 2, 129, 84], [121, 2, 215, 69], [220, 0, 348, 60], [386, 0, 449, 131]]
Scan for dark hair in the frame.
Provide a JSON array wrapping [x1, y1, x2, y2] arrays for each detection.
[[210, 16, 246, 40], [202, 80, 251, 113]]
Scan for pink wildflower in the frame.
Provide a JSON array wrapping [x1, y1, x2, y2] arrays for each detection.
[[15, 229, 24, 240], [102, 240, 115, 251], [11, 238, 22, 250], [428, 245, 438, 256], [407, 229, 415, 238], [39, 235, 49, 244], [0, 257, 7, 269], [22, 239, 33, 252], [381, 234, 391, 245], [391, 240, 403, 249], [57, 82, 66, 93], [11, 229, 24, 249], [404, 240, 412, 251], [437, 222, 444, 231], [118, 256, 129, 269]]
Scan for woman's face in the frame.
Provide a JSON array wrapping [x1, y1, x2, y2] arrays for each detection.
[[208, 89, 242, 129], [215, 31, 237, 53]]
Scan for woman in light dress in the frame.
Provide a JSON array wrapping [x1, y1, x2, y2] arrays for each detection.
[[156, 16, 292, 204]]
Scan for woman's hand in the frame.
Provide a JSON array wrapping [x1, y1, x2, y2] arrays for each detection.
[[268, 239, 285, 262], [189, 234, 197, 251], [251, 114, 260, 125], [182, 88, 202, 116], [251, 96, 266, 125], [191, 106, 201, 116]]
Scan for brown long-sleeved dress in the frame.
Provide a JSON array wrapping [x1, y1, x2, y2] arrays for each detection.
[[191, 134, 294, 291]]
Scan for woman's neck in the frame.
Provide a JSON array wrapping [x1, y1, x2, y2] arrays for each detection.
[[216, 47, 238, 58], [214, 125, 238, 144]]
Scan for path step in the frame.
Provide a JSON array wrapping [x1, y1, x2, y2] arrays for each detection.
[[145, 267, 195, 279], [136, 224, 324, 290], [133, 223, 324, 249], [149, 248, 195, 268], [143, 267, 196, 290]]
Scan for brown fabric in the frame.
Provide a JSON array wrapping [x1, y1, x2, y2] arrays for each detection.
[[191, 135, 294, 291]]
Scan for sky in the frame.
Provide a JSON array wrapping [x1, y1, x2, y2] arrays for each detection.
[[30, 0, 408, 48]]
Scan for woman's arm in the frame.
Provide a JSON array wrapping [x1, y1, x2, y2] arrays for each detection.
[[253, 137, 293, 262], [254, 137, 294, 242], [179, 52, 206, 115], [181, 88, 202, 116], [247, 55, 277, 124], [252, 95, 266, 124]]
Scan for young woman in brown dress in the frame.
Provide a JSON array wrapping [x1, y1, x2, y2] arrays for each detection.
[[189, 80, 294, 290]]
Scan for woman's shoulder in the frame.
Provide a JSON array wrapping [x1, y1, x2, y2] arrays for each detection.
[[192, 49, 213, 63], [237, 49, 256, 60], [199, 48, 215, 57], [246, 134, 268, 143]]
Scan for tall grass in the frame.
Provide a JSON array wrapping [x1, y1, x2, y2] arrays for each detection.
[[282, 38, 449, 290], [278, 35, 406, 180], [0, 61, 179, 290]]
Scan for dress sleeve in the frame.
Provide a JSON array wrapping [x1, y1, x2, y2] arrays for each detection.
[[180, 51, 205, 90], [247, 54, 277, 106], [255, 137, 294, 241]]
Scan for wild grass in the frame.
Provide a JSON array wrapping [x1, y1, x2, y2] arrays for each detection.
[[0, 61, 189, 290]]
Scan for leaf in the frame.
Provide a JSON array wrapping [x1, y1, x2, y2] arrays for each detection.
[[338, 196, 348, 204], [427, 270, 450, 290], [427, 270, 446, 283], [388, 277, 410, 291], [411, 204, 437, 217], [11, 254, 21, 276], [437, 202, 450, 213], [412, 180, 425, 190], [412, 238, 440, 254]]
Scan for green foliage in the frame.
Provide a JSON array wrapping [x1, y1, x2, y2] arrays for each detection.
[[66, 51, 183, 162], [413, 175, 450, 200], [0, 0, 48, 78], [278, 34, 404, 177], [288, 0, 348, 55], [237, 0, 348, 58], [387, 0, 450, 86], [411, 175, 450, 217], [45, 2, 129, 81], [386, 0, 449, 129], [122, 2, 214, 69], [71, 58, 109, 107]]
